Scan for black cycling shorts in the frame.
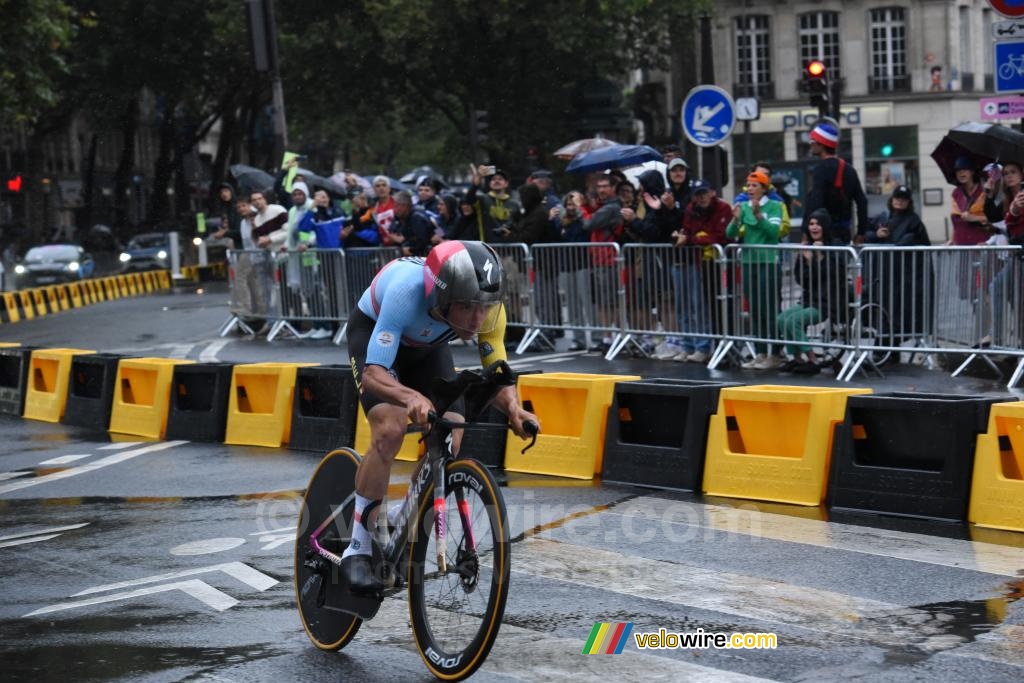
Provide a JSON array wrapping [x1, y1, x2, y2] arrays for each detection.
[[346, 308, 464, 417]]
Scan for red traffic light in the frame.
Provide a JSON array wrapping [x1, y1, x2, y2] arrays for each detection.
[[806, 60, 826, 78], [6, 174, 22, 192]]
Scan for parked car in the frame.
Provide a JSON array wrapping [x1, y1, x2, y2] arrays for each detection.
[[13, 245, 95, 288], [119, 233, 178, 272]]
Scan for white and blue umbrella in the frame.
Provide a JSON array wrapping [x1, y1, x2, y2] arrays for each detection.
[[565, 143, 663, 174]]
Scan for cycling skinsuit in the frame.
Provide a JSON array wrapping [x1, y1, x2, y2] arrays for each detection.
[[347, 256, 508, 415]]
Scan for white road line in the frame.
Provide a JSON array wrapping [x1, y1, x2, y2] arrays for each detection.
[[507, 350, 586, 366], [608, 496, 1024, 578], [0, 441, 188, 494], [540, 357, 574, 363], [73, 561, 277, 596], [0, 534, 62, 549], [0, 523, 90, 543], [510, 538, 980, 651], [359, 598, 779, 682], [0, 471, 31, 481], [25, 578, 239, 616], [38, 454, 92, 465], [166, 344, 194, 359], [199, 339, 229, 362], [98, 442, 142, 450]]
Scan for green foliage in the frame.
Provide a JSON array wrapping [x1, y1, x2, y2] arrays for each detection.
[[0, 0, 75, 127]]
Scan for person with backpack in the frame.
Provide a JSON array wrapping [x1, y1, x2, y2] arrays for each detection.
[[804, 121, 868, 244]]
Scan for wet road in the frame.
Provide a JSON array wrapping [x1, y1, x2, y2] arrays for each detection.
[[1, 284, 1023, 681]]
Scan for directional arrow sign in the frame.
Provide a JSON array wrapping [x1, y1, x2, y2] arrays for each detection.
[[681, 86, 736, 148]]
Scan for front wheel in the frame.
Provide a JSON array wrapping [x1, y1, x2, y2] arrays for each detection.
[[294, 448, 363, 651], [407, 458, 510, 681]]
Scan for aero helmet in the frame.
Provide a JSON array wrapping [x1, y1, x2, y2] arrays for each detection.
[[424, 240, 504, 314]]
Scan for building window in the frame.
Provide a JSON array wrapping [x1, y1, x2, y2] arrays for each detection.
[[799, 12, 841, 80], [869, 8, 908, 92], [960, 5, 974, 91], [736, 15, 774, 99]]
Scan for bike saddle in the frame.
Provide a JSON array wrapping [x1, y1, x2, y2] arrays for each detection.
[[431, 361, 517, 421]]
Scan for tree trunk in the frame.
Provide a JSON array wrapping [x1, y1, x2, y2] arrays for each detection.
[[25, 132, 48, 244], [208, 105, 237, 210], [148, 102, 178, 223], [80, 134, 98, 234]]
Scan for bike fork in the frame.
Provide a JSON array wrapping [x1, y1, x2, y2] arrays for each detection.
[[433, 463, 447, 573]]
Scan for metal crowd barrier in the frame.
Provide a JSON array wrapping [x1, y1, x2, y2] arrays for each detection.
[[220, 242, 1024, 388]]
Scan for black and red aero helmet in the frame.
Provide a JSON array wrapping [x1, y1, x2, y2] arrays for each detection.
[[424, 240, 504, 312]]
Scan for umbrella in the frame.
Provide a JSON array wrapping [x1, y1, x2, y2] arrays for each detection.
[[622, 160, 667, 190], [554, 136, 620, 159], [329, 171, 372, 193], [229, 164, 275, 194], [399, 165, 448, 187], [931, 122, 1024, 183], [565, 143, 663, 174], [294, 168, 348, 197]]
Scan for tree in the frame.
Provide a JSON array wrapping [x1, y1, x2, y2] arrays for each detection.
[[0, 0, 75, 128]]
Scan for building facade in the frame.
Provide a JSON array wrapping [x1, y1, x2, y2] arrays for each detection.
[[700, 0, 999, 241]]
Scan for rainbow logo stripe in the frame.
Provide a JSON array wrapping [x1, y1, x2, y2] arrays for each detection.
[[582, 622, 634, 654]]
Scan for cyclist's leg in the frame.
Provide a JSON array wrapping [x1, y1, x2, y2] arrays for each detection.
[[400, 342, 466, 453]]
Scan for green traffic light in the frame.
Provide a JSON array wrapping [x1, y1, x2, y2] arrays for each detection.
[[881, 144, 893, 157]]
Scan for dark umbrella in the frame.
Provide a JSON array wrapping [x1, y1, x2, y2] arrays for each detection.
[[931, 122, 1024, 183], [229, 164, 275, 195], [565, 143, 663, 174], [294, 168, 348, 197], [399, 165, 448, 187]]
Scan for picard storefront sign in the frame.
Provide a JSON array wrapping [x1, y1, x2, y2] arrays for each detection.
[[751, 104, 894, 134]]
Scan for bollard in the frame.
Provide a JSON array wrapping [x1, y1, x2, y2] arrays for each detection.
[[602, 379, 742, 491], [0, 345, 35, 416], [22, 349, 97, 422], [108, 358, 196, 438]]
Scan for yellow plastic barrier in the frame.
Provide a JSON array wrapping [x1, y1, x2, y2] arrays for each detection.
[[125, 274, 139, 296], [31, 289, 48, 316], [109, 357, 196, 438], [101, 277, 116, 299], [157, 270, 172, 289], [503, 372, 641, 480], [354, 403, 425, 462], [702, 385, 872, 506], [2, 293, 20, 323], [43, 286, 61, 313], [132, 273, 145, 293], [0, 342, 20, 348], [225, 362, 317, 447], [67, 282, 84, 308], [142, 271, 156, 293], [17, 291, 35, 319], [22, 348, 96, 422], [89, 279, 103, 303], [55, 285, 71, 311], [969, 401, 1024, 532]]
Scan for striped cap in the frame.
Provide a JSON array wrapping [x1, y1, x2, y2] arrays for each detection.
[[809, 121, 839, 149]]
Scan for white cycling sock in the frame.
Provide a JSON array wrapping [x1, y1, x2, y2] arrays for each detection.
[[342, 494, 379, 559], [387, 501, 403, 527]]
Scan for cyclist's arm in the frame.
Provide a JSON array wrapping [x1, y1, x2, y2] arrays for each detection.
[[363, 365, 433, 424], [475, 305, 538, 437], [476, 303, 509, 367]]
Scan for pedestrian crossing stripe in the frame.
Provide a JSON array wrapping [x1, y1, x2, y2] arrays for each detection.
[[582, 621, 634, 654]]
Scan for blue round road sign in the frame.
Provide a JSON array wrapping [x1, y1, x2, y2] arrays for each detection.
[[681, 86, 736, 148], [990, 0, 1024, 18]]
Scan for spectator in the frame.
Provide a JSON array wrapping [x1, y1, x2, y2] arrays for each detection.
[[343, 191, 381, 248], [250, 190, 288, 249], [558, 191, 596, 351], [528, 169, 561, 210], [389, 190, 433, 257], [430, 193, 458, 246], [210, 183, 241, 248], [445, 193, 490, 242], [991, 161, 1024, 346], [804, 121, 868, 243], [473, 165, 520, 240], [949, 156, 990, 245], [865, 185, 929, 246], [733, 161, 791, 240], [660, 158, 692, 231], [371, 175, 397, 242], [673, 179, 732, 363], [777, 209, 847, 374], [621, 174, 673, 356], [415, 176, 441, 216], [584, 175, 625, 350], [726, 170, 785, 369]]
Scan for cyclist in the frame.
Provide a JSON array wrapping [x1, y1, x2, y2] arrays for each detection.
[[341, 240, 540, 594]]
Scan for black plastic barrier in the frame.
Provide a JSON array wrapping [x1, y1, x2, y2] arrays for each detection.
[[828, 392, 1002, 522], [602, 378, 741, 491], [0, 346, 36, 416], [62, 353, 125, 429], [289, 365, 358, 453], [165, 362, 234, 442]]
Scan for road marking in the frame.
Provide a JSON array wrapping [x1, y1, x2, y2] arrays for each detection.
[[166, 344, 194, 359], [507, 350, 586, 366], [540, 357, 574, 363], [38, 454, 92, 465], [25, 579, 239, 616], [98, 442, 142, 450], [0, 471, 32, 481], [0, 441, 188, 494], [250, 525, 296, 551], [608, 496, 1024, 578], [199, 339, 229, 362], [72, 561, 277, 596], [0, 522, 90, 549], [169, 537, 245, 556], [360, 598, 778, 682]]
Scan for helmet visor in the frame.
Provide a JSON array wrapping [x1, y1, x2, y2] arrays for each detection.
[[443, 300, 503, 336]]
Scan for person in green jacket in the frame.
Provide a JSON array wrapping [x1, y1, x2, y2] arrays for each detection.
[[726, 171, 785, 369]]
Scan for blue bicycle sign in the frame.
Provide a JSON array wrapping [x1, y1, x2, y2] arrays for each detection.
[[995, 40, 1024, 93]]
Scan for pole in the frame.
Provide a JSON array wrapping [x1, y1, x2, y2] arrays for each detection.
[[263, 0, 288, 163], [468, 101, 479, 165], [699, 14, 720, 186]]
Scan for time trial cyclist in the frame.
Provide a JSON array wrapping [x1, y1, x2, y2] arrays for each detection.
[[341, 240, 540, 594]]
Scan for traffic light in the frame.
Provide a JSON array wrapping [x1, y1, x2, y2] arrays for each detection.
[[805, 60, 829, 117], [6, 174, 23, 193]]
